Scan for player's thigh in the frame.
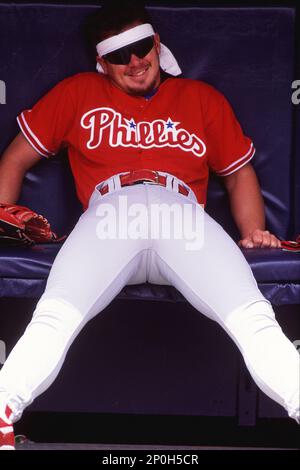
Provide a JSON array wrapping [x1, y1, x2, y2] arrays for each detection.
[[153, 204, 265, 322], [43, 190, 148, 316]]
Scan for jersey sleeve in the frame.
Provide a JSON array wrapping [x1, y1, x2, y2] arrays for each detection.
[[205, 90, 255, 176], [17, 77, 75, 158]]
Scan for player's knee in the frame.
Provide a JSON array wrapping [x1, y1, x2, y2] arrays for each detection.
[[228, 299, 276, 327], [224, 300, 278, 345], [30, 298, 84, 336]]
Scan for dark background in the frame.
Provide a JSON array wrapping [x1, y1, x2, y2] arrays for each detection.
[[2, 298, 299, 448], [0, 0, 299, 449], [0, 0, 298, 7]]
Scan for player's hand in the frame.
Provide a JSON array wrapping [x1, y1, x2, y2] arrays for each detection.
[[238, 229, 281, 249]]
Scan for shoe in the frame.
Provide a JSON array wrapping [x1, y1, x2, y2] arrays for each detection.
[[0, 405, 15, 450]]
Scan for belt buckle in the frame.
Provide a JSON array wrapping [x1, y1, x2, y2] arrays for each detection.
[[142, 170, 159, 184], [120, 170, 161, 188]]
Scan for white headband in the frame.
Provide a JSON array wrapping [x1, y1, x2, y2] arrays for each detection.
[[96, 23, 181, 76]]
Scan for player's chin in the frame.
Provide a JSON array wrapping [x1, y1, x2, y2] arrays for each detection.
[[124, 70, 157, 95], [125, 77, 156, 96]]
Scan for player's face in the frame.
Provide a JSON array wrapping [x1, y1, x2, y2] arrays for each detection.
[[97, 27, 161, 96]]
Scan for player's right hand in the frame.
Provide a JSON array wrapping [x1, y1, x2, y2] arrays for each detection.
[[238, 229, 282, 249]]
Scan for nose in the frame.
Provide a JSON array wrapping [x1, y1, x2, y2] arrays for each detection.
[[128, 53, 143, 66]]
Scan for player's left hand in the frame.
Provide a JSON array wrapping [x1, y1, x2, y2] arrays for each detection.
[[238, 229, 281, 249]]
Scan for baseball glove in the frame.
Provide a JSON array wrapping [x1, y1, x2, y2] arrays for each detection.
[[281, 235, 300, 253], [0, 203, 62, 246]]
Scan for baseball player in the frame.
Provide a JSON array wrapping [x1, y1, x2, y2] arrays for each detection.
[[0, 1, 299, 449]]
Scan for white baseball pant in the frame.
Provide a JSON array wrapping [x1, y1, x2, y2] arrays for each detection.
[[0, 172, 299, 423]]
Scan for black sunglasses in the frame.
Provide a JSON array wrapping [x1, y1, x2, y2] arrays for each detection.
[[103, 36, 155, 65]]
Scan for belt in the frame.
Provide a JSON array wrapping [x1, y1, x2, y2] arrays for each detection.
[[99, 170, 190, 196]]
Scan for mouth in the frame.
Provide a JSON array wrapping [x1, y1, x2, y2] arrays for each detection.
[[126, 66, 149, 79]]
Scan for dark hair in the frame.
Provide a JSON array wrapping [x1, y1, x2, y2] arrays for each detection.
[[85, 0, 154, 51]]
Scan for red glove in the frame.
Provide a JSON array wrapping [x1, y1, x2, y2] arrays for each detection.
[[0, 203, 62, 246], [280, 235, 300, 252]]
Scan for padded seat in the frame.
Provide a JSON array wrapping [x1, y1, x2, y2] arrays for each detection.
[[0, 244, 299, 304]]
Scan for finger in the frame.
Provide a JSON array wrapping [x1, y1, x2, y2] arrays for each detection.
[[270, 235, 282, 248], [252, 229, 265, 247], [260, 232, 281, 248], [239, 238, 254, 249], [260, 230, 272, 248]]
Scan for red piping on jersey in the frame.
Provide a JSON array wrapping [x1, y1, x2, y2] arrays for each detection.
[[17, 112, 54, 158]]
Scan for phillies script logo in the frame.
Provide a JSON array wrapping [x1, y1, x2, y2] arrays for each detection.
[[80, 107, 206, 157]]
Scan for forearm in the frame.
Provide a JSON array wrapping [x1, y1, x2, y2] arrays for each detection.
[[0, 133, 41, 203], [0, 159, 27, 203], [224, 163, 265, 238], [228, 177, 265, 239], [223, 163, 281, 248]]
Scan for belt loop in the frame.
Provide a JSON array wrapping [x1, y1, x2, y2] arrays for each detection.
[[172, 177, 179, 193], [186, 186, 197, 202], [165, 174, 174, 191], [111, 174, 121, 192]]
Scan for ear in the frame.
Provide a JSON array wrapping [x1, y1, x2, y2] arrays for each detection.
[[154, 33, 161, 55], [96, 55, 108, 74]]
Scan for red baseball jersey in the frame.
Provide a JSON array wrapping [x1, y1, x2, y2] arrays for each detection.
[[17, 72, 255, 210]]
